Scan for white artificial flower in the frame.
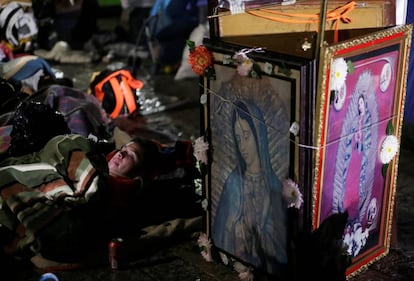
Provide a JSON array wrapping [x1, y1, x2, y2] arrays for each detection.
[[219, 252, 229, 265], [263, 62, 273, 75], [233, 261, 247, 273], [194, 178, 202, 196], [193, 136, 209, 164], [237, 58, 253, 76], [238, 270, 254, 281], [330, 57, 348, 92], [200, 93, 208, 105], [201, 250, 213, 262], [282, 179, 304, 209], [195, 161, 202, 172], [197, 232, 211, 249], [289, 121, 300, 136], [233, 51, 249, 64], [234, 262, 254, 281], [379, 135, 399, 164], [223, 55, 233, 65], [197, 233, 213, 262], [201, 198, 208, 211]]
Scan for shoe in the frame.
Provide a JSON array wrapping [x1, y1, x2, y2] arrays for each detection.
[[34, 41, 70, 61]]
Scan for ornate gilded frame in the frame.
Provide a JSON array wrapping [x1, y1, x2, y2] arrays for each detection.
[[313, 24, 413, 278]]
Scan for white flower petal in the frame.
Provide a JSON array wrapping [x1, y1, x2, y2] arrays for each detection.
[[201, 198, 208, 211], [238, 270, 254, 281], [282, 179, 304, 209], [233, 261, 248, 273], [234, 262, 254, 281], [200, 93, 208, 104], [379, 135, 399, 164], [219, 252, 229, 265], [233, 52, 249, 63], [263, 62, 273, 75], [223, 55, 232, 65], [330, 58, 348, 91], [197, 233, 212, 249], [237, 59, 253, 76], [289, 122, 300, 136], [201, 250, 213, 262], [193, 136, 209, 164]]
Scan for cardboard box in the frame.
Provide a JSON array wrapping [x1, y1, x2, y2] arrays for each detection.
[[213, 0, 395, 37], [214, 27, 383, 59]]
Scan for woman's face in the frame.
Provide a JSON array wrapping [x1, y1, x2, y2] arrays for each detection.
[[234, 116, 259, 169], [358, 96, 365, 115], [108, 142, 143, 178]]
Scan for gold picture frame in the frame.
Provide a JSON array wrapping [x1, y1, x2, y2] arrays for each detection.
[[313, 24, 413, 278]]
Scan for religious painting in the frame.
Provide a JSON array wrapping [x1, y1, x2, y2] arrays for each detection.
[[313, 24, 413, 278], [200, 39, 316, 279]]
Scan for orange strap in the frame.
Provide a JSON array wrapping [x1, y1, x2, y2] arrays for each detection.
[[108, 77, 125, 118], [246, 1, 356, 43], [94, 70, 144, 118], [120, 75, 138, 115]]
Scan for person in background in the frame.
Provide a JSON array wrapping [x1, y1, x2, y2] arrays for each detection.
[[32, 0, 100, 51], [148, 0, 205, 73], [121, 0, 156, 46]]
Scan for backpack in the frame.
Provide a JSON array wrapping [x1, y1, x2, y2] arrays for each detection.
[[90, 68, 144, 119], [7, 100, 70, 157], [30, 84, 114, 141]]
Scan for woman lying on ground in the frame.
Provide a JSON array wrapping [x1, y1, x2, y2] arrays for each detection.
[[0, 133, 202, 269]]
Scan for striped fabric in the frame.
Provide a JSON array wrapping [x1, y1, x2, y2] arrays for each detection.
[[0, 134, 105, 255]]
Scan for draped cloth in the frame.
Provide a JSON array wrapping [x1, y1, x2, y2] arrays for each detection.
[[0, 134, 107, 257]]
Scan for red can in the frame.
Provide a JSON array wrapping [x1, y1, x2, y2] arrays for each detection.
[[109, 238, 124, 270]]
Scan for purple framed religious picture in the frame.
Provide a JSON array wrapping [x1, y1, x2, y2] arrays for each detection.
[[313, 24, 413, 278], [200, 38, 316, 279]]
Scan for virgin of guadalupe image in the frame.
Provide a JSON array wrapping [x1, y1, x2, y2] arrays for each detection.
[[212, 99, 288, 275]]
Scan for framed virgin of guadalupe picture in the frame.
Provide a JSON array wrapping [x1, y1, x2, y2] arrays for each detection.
[[200, 38, 316, 279], [313, 24, 413, 278]]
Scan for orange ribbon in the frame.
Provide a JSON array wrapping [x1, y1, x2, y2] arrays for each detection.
[[246, 1, 356, 43]]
